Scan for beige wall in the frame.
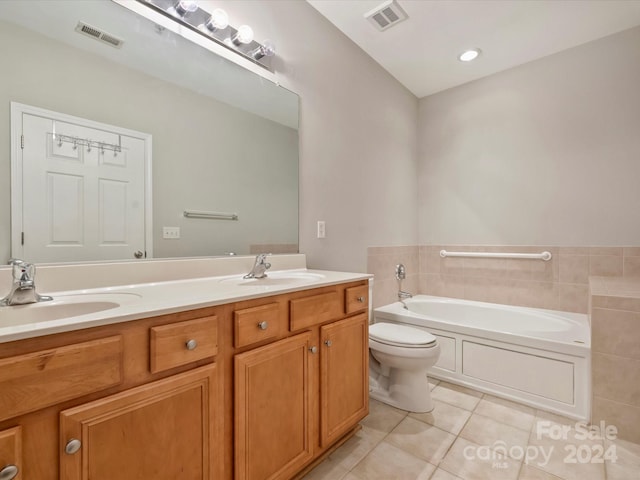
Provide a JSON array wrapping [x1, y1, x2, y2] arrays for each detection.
[[212, 1, 420, 272], [417, 26, 640, 246]]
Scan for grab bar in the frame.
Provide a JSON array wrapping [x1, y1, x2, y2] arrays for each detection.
[[183, 210, 238, 221], [439, 250, 552, 261]]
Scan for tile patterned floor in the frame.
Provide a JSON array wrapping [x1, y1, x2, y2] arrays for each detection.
[[302, 380, 640, 480]]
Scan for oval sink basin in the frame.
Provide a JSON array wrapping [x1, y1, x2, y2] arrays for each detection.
[[219, 271, 326, 286], [0, 292, 141, 325]]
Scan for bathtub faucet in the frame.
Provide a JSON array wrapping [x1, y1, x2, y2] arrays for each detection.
[[398, 290, 413, 309]]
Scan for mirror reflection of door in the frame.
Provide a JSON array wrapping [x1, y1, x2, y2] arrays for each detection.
[[11, 103, 152, 263]]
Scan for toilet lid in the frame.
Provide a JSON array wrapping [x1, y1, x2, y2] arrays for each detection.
[[369, 323, 437, 348]]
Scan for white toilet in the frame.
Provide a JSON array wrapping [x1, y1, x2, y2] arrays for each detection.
[[368, 322, 441, 413]]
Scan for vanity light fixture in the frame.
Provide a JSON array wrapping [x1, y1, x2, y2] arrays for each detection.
[[250, 40, 276, 60], [173, 0, 198, 17], [140, 0, 276, 70], [231, 25, 254, 45], [458, 48, 481, 62], [204, 8, 228, 32]]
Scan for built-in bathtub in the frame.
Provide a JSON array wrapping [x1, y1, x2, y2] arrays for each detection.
[[374, 295, 590, 420]]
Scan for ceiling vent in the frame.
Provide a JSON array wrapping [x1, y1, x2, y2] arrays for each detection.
[[364, 0, 408, 32], [75, 22, 124, 49]]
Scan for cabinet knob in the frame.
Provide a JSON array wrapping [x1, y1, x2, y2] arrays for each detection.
[[185, 339, 198, 351], [309, 346, 318, 354], [0, 465, 19, 480], [324, 340, 333, 347], [65, 438, 82, 455], [356, 296, 365, 303], [257, 321, 268, 330]]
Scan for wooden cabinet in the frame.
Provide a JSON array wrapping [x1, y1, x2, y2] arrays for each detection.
[[320, 313, 369, 447], [60, 365, 220, 480], [234, 333, 314, 480], [233, 281, 369, 480], [0, 278, 368, 480], [0, 426, 22, 480]]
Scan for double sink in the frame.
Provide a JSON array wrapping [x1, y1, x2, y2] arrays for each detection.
[[0, 270, 327, 328]]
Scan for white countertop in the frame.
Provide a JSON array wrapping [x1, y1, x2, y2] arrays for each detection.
[[0, 267, 371, 344]]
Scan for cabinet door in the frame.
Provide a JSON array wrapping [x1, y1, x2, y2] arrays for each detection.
[[235, 332, 314, 480], [60, 365, 219, 480], [0, 426, 21, 480], [320, 313, 369, 447]]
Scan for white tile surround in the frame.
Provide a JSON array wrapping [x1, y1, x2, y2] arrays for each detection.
[[302, 382, 640, 480]]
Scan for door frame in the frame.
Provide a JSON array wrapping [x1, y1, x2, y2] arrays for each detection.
[[10, 102, 153, 262]]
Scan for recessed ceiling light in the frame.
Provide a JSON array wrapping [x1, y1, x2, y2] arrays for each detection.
[[458, 48, 481, 62]]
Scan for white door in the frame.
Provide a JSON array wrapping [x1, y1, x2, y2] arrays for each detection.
[[11, 104, 152, 263]]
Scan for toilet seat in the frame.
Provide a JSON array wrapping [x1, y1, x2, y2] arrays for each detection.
[[369, 322, 436, 348]]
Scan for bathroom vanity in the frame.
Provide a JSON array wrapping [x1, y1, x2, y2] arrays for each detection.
[[0, 256, 370, 480]]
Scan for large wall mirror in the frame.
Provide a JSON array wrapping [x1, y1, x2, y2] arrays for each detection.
[[0, 0, 299, 264]]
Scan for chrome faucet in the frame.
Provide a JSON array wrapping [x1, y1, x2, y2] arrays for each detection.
[[243, 253, 272, 279], [0, 259, 53, 306], [395, 263, 413, 309]]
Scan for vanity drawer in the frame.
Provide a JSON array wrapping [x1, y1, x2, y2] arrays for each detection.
[[234, 303, 282, 348], [345, 284, 368, 314], [150, 316, 218, 374], [290, 291, 341, 332], [0, 336, 123, 421]]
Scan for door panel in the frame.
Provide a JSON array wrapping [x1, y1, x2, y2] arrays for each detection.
[[235, 332, 314, 480], [16, 106, 150, 262], [320, 314, 369, 447]]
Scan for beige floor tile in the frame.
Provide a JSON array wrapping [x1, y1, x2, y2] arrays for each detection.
[[329, 426, 386, 471], [518, 464, 563, 479], [351, 441, 436, 480], [527, 428, 605, 480], [301, 458, 349, 480], [460, 413, 531, 458], [342, 473, 363, 480], [439, 437, 521, 480], [360, 398, 407, 434], [410, 399, 472, 435], [430, 468, 462, 480], [431, 381, 483, 411], [604, 437, 640, 480], [475, 395, 536, 432], [386, 416, 457, 465]]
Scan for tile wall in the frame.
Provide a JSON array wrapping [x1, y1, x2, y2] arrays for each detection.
[[590, 276, 640, 443], [368, 245, 640, 313]]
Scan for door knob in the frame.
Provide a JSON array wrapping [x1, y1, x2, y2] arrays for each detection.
[[324, 340, 333, 347], [134, 250, 144, 259], [309, 346, 318, 354]]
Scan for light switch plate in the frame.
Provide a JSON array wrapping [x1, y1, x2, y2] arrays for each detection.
[[163, 226, 180, 239]]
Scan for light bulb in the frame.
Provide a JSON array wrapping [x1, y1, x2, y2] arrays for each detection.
[[231, 25, 254, 45], [251, 40, 276, 60], [458, 49, 481, 62], [175, 0, 198, 16], [205, 8, 228, 31]]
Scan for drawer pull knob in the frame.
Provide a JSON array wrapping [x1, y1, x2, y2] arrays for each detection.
[[309, 346, 318, 354], [186, 339, 198, 351], [356, 296, 365, 303], [257, 321, 268, 330], [324, 340, 333, 347], [65, 439, 82, 455], [0, 465, 19, 480]]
